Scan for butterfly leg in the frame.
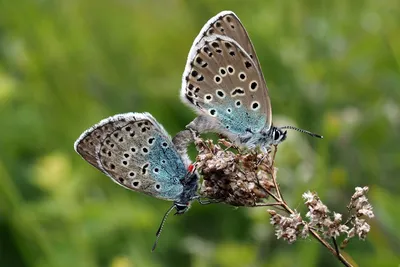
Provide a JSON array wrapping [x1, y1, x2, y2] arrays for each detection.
[[221, 135, 241, 151], [255, 145, 273, 166], [195, 196, 222, 205]]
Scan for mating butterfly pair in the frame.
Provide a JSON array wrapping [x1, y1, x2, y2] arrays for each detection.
[[74, 11, 322, 250]]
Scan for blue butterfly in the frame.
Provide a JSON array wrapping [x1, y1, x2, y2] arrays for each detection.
[[74, 112, 199, 250], [181, 11, 322, 150]]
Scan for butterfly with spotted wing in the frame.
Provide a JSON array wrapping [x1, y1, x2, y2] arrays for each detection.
[[74, 112, 199, 251], [181, 11, 322, 150]]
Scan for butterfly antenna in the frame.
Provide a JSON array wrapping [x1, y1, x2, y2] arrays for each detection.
[[152, 204, 176, 252], [280, 125, 323, 139]]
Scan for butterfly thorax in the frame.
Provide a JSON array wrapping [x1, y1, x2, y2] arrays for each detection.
[[174, 172, 199, 214], [240, 125, 287, 151]]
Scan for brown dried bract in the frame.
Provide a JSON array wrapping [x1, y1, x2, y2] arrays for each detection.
[[195, 138, 275, 206]]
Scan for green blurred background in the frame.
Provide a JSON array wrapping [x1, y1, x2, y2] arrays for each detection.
[[0, 0, 399, 266]]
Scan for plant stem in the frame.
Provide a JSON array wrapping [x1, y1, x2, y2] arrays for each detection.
[[267, 146, 353, 267], [271, 145, 284, 202], [280, 202, 353, 267]]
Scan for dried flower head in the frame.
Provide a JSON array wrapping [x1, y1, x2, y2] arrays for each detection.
[[303, 191, 330, 229], [341, 186, 375, 247], [348, 186, 374, 219], [196, 138, 275, 206], [268, 210, 307, 243], [268, 188, 374, 246], [188, 133, 374, 266]]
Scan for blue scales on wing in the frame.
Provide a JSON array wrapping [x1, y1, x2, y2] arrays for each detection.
[[74, 112, 188, 201]]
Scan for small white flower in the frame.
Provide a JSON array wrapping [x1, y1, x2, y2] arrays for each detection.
[[302, 191, 314, 203], [347, 227, 355, 238], [327, 228, 340, 238], [355, 196, 368, 209], [339, 224, 349, 233], [269, 213, 282, 225], [285, 228, 297, 243], [358, 207, 374, 218], [354, 218, 371, 240], [354, 186, 364, 193], [301, 224, 310, 238], [275, 229, 283, 239], [314, 202, 329, 214], [333, 212, 342, 222], [352, 186, 369, 200]]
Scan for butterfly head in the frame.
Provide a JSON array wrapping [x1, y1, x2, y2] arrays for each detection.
[[244, 126, 287, 149], [263, 125, 323, 148], [152, 169, 198, 252], [174, 202, 191, 215], [269, 127, 287, 146]]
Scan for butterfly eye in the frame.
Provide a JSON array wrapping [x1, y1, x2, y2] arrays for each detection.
[[175, 203, 189, 214], [273, 130, 281, 141]]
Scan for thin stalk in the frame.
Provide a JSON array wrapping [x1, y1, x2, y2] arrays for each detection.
[[267, 146, 353, 267], [279, 197, 352, 266], [271, 146, 284, 202]]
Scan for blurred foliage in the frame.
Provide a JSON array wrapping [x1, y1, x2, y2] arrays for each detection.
[[0, 0, 399, 266]]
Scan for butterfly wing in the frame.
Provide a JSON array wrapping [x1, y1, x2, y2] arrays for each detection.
[[181, 11, 272, 129], [194, 11, 263, 74], [74, 112, 188, 201], [181, 34, 271, 138]]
